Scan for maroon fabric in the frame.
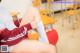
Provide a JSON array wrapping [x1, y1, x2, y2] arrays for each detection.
[[14, 20, 20, 27], [0, 23, 32, 46]]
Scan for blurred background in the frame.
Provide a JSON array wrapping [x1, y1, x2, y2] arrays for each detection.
[[1, 0, 80, 53]]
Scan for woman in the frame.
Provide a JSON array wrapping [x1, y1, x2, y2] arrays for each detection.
[[0, 0, 56, 53]]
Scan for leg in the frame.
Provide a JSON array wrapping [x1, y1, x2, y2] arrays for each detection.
[[11, 40, 56, 53]]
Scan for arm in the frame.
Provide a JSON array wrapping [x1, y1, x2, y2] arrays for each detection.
[[0, 23, 32, 46], [20, 6, 49, 43], [19, 6, 49, 43]]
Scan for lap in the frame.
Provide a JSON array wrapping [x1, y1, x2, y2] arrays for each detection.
[[11, 40, 56, 53]]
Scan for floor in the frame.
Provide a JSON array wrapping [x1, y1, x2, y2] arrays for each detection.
[[53, 9, 80, 53]]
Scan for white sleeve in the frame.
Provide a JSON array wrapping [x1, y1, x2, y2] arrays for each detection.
[[37, 21, 49, 43], [33, 7, 49, 43]]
